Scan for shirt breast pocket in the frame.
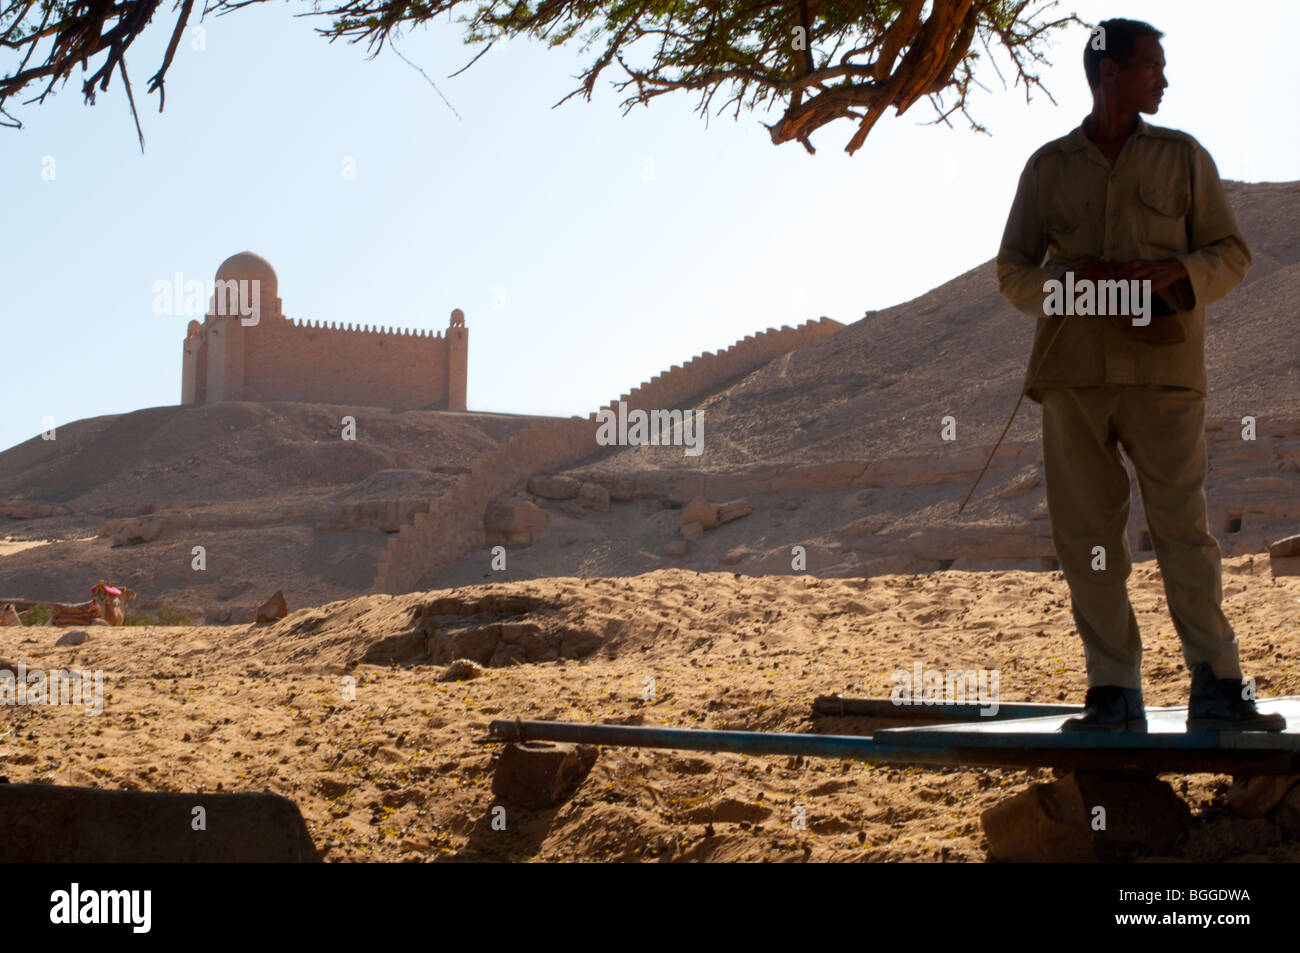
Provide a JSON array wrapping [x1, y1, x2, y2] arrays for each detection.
[[1045, 211, 1093, 261], [1137, 183, 1190, 253]]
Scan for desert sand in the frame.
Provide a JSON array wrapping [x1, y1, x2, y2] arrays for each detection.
[[3, 556, 1297, 862]]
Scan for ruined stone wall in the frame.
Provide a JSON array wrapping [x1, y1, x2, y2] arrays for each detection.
[[239, 317, 451, 411], [371, 316, 845, 593]]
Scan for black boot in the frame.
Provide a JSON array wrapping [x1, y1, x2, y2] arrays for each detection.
[[1186, 663, 1287, 732], [1060, 686, 1147, 732]]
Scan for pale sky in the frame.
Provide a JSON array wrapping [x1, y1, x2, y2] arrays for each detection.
[[2, 0, 1297, 454]]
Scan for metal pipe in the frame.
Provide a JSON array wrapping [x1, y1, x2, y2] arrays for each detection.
[[812, 694, 1083, 720], [486, 718, 1300, 775]]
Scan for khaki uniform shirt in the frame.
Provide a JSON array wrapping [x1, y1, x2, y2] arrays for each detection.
[[996, 116, 1250, 402]]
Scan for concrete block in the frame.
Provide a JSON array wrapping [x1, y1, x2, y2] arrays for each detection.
[[0, 783, 319, 861]]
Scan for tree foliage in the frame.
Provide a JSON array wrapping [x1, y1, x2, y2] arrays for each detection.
[[0, 0, 1080, 152]]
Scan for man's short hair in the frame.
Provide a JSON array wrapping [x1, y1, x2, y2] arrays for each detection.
[[1084, 18, 1164, 89]]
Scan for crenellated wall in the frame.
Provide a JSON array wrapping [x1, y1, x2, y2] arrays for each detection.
[[241, 318, 451, 410], [182, 253, 468, 412], [371, 316, 845, 593]]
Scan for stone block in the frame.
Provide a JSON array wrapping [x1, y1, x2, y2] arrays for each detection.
[[484, 499, 549, 546], [680, 494, 719, 529], [981, 771, 1191, 862], [491, 742, 598, 809], [578, 483, 611, 511], [0, 784, 319, 861], [527, 475, 581, 500], [716, 499, 753, 524], [1268, 533, 1300, 558]]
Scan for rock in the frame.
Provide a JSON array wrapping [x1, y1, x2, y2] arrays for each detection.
[[981, 771, 1191, 862], [578, 483, 610, 512], [680, 521, 704, 541], [101, 511, 194, 547], [491, 742, 598, 809], [254, 590, 288, 624], [54, 630, 88, 647], [998, 469, 1042, 499], [360, 629, 428, 665], [718, 550, 746, 566], [0, 502, 53, 519], [1268, 533, 1300, 558], [661, 540, 689, 557], [1227, 774, 1300, 818], [716, 499, 753, 524], [557, 502, 587, 519], [441, 626, 502, 666], [0, 784, 319, 861], [484, 499, 549, 546], [490, 643, 528, 666], [685, 797, 772, 824], [104, 516, 162, 546], [680, 494, 720, 529], [0, 604, 21, 627], [497, 622, 553, 659], [527, 475, 581, 500], [606, 474, 636, 502]]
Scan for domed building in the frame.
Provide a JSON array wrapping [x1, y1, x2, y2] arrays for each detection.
[[182, 252, 467, 411]]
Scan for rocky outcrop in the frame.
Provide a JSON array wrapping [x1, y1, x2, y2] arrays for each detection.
[[485, 498, 550, 546], [255, 590, 288, 624], [527, 475, 581, 500]]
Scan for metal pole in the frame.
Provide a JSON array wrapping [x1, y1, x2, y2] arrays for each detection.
[[485, 718, 1300, 775], [812, 694, 1082, 720]]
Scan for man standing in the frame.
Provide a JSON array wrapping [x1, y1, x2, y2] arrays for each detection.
[[996, 18, 1283, 732]]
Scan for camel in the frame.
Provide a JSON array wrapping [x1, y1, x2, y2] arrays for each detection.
[[0, 581, 136, 626], [45, 581, 136, 627]]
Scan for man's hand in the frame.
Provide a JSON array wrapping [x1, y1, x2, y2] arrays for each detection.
[[1117, 258, 1189, 291], [1074, 258, 1121, 283]]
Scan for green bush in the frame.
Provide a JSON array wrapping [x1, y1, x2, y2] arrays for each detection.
[[123, 606, 193, 626], [22, 603, 52, 625], [155, 606, 192, 626]]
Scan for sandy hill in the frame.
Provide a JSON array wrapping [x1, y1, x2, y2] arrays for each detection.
[[420, 180, 1300, 589], [0, 403, 542, 615], [1, 182, 1297, 614], [583, 180, 1300, 472]]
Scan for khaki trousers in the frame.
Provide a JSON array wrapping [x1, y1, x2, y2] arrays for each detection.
[[1040, 385, 1242, 690]]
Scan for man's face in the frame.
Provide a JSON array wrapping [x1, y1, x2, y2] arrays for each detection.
[[1110, 36, 1167, 114]]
